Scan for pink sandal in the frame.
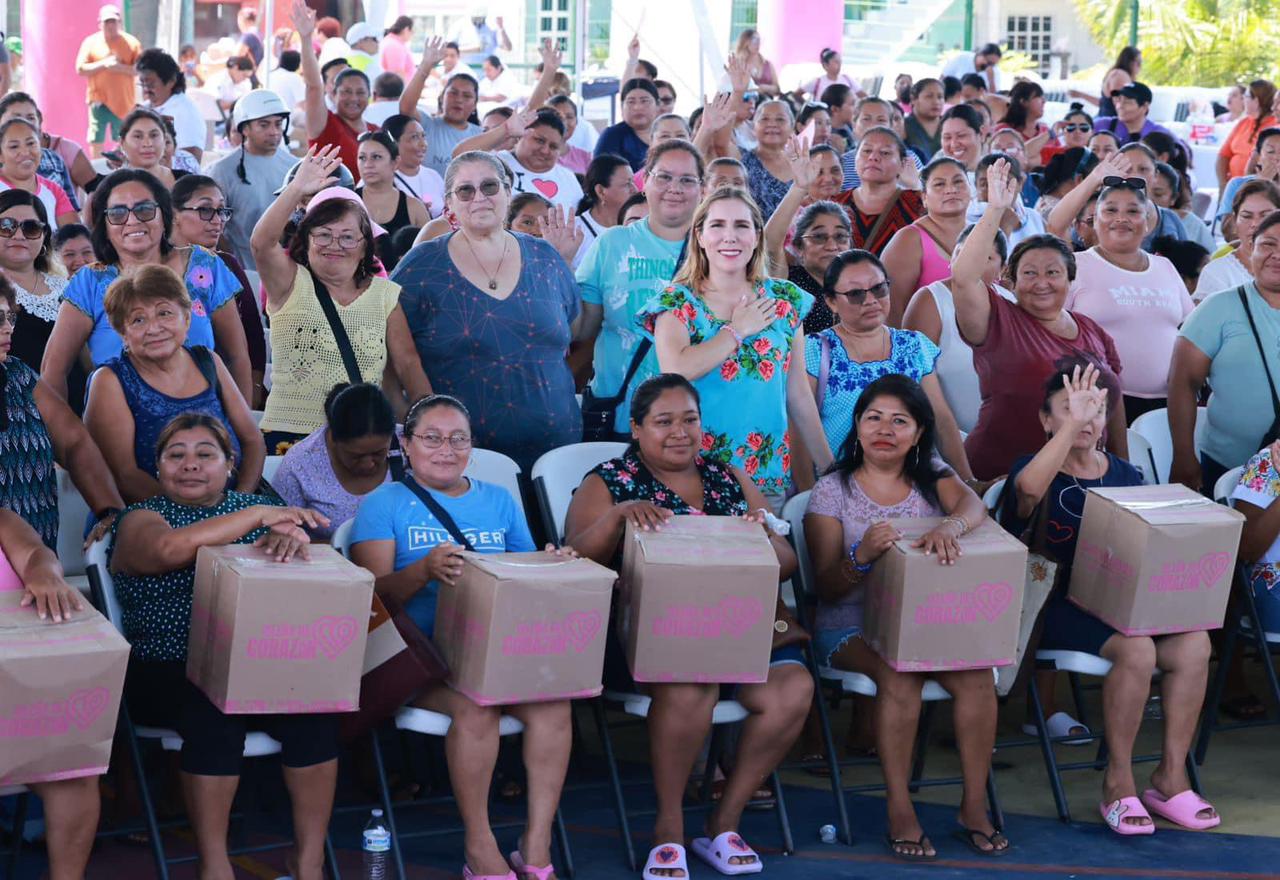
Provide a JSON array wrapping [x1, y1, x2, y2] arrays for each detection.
[[462, 867, 516, 880], [510, 849, 557, 879], [1140, 789, 1221, 830], [1100, 796, 1156, 836]]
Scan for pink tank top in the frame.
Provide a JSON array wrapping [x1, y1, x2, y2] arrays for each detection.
[[0, 546, 23, 592], [914, 225, 953, 289]]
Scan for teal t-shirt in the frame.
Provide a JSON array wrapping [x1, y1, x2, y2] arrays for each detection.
[[576, 218, 684, 434], [1180, 282, 1280, 468]]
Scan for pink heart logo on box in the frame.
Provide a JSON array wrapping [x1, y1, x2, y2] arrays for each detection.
[[315, 616, 359, 659], [532, 178, 559, 199], [720, 597, 763, 637], [68, 687, 110, 730], [564, 611, 601, 653], [1197, 552, 1231, 589], [974, 582, 1013, 622]]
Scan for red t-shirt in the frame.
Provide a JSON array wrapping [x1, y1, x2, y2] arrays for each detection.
[[963, 286, 1123, 480], [310, 111, 377, 184]]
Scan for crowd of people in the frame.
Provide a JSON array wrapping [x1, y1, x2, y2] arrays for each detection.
[[3, 12, 1276, 879]]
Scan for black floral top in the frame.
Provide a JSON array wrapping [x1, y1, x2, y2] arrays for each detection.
[[593, 449, 749, 518]]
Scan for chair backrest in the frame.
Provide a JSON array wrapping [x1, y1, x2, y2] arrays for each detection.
[[1213, 465, 1246, 505], [455, 448, 522, 507], [84, 535, 124, 632], [1132, 405, 1208, 484], [331, 519, 354, 557], [982, 477, 1007, 513], [250, 410, 266, 427], [56, 468, 92, 577], [262, 454, 284, 482], [530, 441, 629, 542], [1125, 429, 1157, 485], [781, 491, 816, 615]]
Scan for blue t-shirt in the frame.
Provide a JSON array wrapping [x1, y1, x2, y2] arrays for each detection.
[[1219, 174, 1253, 219], [594, 122, 648, 171], [804, 327, 940, 456], [62, 246, 239, 367], [577, 218, 684, 434], [350, 478, 536, 635], [1142, 206, 1187, 252]]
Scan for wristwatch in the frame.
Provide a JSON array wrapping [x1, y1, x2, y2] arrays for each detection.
[[847, 541, 873, 574]]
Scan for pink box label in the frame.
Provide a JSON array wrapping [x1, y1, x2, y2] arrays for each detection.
[[244, 615, 360, 661], [1146, 552, 1231, 593], [501, 610, 602, 656], [0, 687, 110, 738], [651, 597, 763, 639], [913, 583, 1013, 626]]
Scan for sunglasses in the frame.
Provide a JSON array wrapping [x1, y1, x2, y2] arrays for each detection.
[[104, 201, 159, 225], [831, 281, 890, 304], [0, 218, 45, 240], [178, 205, 233, 222], [1061, 123, 1090, 133], [450, 179, 502, 201], [1101, 175, 1147, 191]]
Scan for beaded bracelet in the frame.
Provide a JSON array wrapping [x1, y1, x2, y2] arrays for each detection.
[[941, 514, 969, 535]]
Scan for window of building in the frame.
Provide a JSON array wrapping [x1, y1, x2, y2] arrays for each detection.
[[1005, 15, 1053, 76], [586, 0, 612, 66], [730, 0, 758, 44]]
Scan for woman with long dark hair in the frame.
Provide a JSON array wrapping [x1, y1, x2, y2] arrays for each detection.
[[997, 81, 1053, 165], [805, 374, 999, 861], [574, 153, 636, 261]]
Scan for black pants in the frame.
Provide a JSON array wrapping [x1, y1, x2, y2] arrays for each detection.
[[1200, 452, 1232, 501], [1123, 394, 1167, 425]]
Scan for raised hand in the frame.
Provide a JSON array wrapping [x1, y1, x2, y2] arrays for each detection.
[[783, 135, 816, 192], [505, 108, 539, 139], [627, 33, 641, 62], [538, 38, 563, 74], [289, 0, 315, 38], [725, 53, 751, 93], [984, 157, 1019, 211], [701, 92, 737, 134], [288, 145, 344, 196], [1089, 150, 1133, 184], [538, 204, 584, 264], [1064, 362, 1106, 426], [419, 35, 447, 71]]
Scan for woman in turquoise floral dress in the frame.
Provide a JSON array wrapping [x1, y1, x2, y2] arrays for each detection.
[[639, 186, 832, 507], [1232, 440, 1280, 633]]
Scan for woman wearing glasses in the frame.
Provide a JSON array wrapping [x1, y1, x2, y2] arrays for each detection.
[[0, 117, 79, 230], [0, 191, 88, 412], [391, 151, 582, 472], [169, 174, 268, 407], [351, 393, 573, 880], [953, 159, 1126, 481], [251, 147, 431, 453], [42, 169, 253, 404]]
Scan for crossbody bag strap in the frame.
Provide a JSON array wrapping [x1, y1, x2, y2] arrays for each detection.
[[1238, 285, 1280, 418], [399, 477, 475, 551], [310, 271, 363, 385], [864, 189, 902, 249], [189, 345, 224, 409], [816, 332, 831, 412]]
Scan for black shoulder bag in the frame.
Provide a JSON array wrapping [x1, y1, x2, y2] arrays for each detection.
[[398, 476, 475, 551], [579, 239, 687, 442], [1238, 285, 1280, 448]]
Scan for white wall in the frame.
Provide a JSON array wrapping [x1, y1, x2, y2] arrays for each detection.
[[607, 0, 734, 113], [977, 0, 1107, 74]]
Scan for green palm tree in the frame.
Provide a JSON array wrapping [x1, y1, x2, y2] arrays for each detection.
[[1074, 0, 1280, 86]]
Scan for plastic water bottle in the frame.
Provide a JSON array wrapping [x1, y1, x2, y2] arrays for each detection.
[[362, 809, 391, 879], [818, 824, 838, 844]]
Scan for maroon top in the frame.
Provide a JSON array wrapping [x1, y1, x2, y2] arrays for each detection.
[[217, 250, 266, 376], [964, 286, 1123, 480]]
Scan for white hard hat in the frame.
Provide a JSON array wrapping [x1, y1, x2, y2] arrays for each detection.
[[346, 22, 380, 46], [232, 89, 290, 130]]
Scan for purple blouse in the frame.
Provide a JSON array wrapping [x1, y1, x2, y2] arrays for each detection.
[[272, 427, 394, 541]]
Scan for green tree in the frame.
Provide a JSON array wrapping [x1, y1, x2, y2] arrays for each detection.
[[1074, 0, 1280, 86]]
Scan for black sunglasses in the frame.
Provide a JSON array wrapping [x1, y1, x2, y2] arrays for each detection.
[[178, 205, 233, 222], [104, 201, 159, 225], [1061, 123, 1091, 133], [830, 281, 890, 304], [449, 179, 502, 202], [0, 217, 46, 240], [1101, 175, 1147, 191]]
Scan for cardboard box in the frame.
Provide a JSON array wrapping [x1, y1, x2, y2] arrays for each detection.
[[1069, 485, 1245, 636], [0, 594, 130, 785], [433, 552, 616, 705], [620, 516, 780, 684], [864, 517, 1028, 672], [188, 545, 373, 714]]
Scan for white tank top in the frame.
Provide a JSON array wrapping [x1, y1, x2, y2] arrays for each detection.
[[926, 279, 1015, 434]]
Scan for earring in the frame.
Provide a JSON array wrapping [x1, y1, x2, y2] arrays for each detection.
[[910, 445, 920, 469], [852, 437, 861, 456]]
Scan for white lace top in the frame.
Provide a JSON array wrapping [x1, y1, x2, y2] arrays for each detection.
[[14, 273, 67, 324]]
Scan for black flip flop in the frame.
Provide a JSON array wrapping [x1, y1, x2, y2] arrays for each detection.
[[1220, 693, 1267, 721], [884, 833, 937, 862], [953, 827, 1011, 857]]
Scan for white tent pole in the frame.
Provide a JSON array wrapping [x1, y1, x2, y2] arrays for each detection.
[[263, 0, 275, 89]]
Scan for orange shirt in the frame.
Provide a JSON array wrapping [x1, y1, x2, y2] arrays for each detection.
[[1220, 114, 1278, 179], [76, 30, 143, 120]]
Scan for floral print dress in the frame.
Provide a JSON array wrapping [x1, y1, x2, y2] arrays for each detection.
[[637, 278, 813, 494], [1231, 447, 1280, 630]]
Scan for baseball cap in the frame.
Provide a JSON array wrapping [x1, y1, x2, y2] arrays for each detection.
[[1112, 82, 1153, 106], [346, 22, 380, 46], [98, 4, 122, 22]]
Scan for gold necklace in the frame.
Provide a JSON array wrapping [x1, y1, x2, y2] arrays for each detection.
[[460, 231, 509, 291]]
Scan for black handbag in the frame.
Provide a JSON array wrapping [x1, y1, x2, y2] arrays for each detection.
[[580, 340, 651, 442], [1238, 285, 1280, 448]]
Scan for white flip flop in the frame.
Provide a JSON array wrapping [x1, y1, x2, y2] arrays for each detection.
[[691, 831, 763, 875], [1022, 711, 1092, 746]]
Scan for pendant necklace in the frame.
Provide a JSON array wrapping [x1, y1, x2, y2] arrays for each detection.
[[461, 231, 509, 291]]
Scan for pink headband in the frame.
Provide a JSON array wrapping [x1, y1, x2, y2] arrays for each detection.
[[306, 186, 388, 238]]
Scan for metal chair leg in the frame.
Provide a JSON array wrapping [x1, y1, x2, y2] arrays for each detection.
[[324, 832, 341, 880], [1195, 621, 1237, 765], [770, 771, 794, 855], [370, 732, 407, 880], [5, 791, 29, 877], [810, 674, 852, 844], [592, 699, 637, 871], [1068, 671, 1090, 729], [1029, 673, 1071, 823], [123, 711, 171, 880], [554, 806, 575, 878]]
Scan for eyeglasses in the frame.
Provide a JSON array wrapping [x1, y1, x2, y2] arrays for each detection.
[[831, 281, 890, 304], [310, 230, 365, 250], [649, 171, 702, 190], [1101, 175, 1147, 191], [658, 96, 676, 107], [410, 432, 473, 450], [802, 232, 852, 247], [1061, 123, 1091, 133], [0, 309, 16, 327], [450, 179, 502, 201], [0, 218, 45, 240], [104, 201, 159, 225], [178, 205, 233, 222]]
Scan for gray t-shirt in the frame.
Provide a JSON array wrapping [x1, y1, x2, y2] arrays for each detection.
[[421, 115, 482, 178], [209, 147, 298, 271]]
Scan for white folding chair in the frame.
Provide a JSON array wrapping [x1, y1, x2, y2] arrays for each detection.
[[1131, 406, 1207, 484], [55, 467, 91, 590], [1126, 429, 1158, 485], [1213, 465, 1246, 505], [782, 492, 1003, 837], [464, 447, 523, 506], [249, 409, 266, 427], [261, 454, 284, 483], [530, 442, 628, 542], [983, 477, 1007, 512], [84, 537, 336, 880]]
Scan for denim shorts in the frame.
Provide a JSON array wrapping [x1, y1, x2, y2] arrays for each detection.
[[813, 626, 861, 667]]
